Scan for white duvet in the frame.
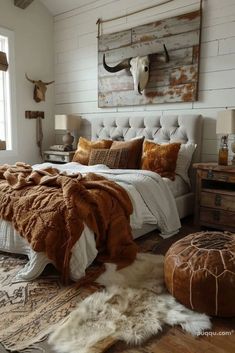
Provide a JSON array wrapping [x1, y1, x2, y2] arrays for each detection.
[[0, 162, 181, 281]]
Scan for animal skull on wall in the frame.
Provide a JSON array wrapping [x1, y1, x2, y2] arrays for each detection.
[[103, 44, 169, 94], [25, 73, 54, 102], [129, 56, 150, 94]]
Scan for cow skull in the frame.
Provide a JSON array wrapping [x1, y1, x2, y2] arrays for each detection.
[[130, 56, 150, 94], [103, 44, 169, 94], [25, 73, 54, 102]]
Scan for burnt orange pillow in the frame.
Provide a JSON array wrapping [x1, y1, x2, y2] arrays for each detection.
[[110, 137, 144, 169], [141, 141, 181, 180], [73, 137, 113, 165]]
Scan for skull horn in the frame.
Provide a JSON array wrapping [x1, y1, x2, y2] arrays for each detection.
[[163, 44, 169, 62], [43, 80, 55, 86], [103, 54, 131, 73], [25, 73, 35, 84]]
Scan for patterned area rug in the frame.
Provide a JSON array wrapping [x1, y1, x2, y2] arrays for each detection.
[[0, 231, 162, 352]]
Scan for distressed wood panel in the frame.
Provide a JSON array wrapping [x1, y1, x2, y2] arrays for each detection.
[[98, 47, 194, 78], [98, 31, 199, 63], [99, 83, 197, 106], [98, 9, 201, 107], [99, 64, 198, 92], [131, 11, 200, 43], [98, 30, 132, 51]]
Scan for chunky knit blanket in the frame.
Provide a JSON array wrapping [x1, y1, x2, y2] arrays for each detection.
[[0, 163, 137, 282]]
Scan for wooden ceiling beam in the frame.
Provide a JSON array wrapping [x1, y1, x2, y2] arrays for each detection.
[[14, 0, 34, 9]]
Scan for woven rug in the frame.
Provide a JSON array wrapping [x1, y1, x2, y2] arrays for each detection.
[[0, 231, 162, 352]]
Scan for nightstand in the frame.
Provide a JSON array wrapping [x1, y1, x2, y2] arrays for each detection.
[[43, 150, 75, 164], [193, 163, 235, 232]]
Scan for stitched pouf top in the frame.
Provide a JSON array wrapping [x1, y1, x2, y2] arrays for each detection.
[[164, 231, 235, 317]]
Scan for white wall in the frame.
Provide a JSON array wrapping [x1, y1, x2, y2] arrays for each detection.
[[0, 0, 54, 165], [54, 0, 235, 162]]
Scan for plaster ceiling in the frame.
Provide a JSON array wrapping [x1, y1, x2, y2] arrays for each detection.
[[39, 0, 100, 16]]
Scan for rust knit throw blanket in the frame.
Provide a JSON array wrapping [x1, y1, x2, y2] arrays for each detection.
[[0, 163, 138, 282]]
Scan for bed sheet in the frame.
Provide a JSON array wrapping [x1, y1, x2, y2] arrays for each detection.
[[163, 175, 190, 198]]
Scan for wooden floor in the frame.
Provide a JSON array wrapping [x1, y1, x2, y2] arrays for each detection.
[[0, 217, 234, 353], [106, 319, 235, 353]]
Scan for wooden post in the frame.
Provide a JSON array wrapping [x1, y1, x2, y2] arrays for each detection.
[[25, 111, 44, 159], [25, 111, 44, 119]]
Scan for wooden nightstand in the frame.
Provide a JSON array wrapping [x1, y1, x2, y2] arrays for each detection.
[[193, 163, 235, 232], [43, 150, 75, 164]]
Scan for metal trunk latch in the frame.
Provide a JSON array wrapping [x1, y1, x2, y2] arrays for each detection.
[[207, 169, 214, 179], [213, 210, 220, 221], [215, 194, 222, 207]]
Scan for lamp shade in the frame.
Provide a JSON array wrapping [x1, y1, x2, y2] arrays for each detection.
[[55, 115, 81, 131], [216, 110, 235, 135], [0, 51, 8, 72]]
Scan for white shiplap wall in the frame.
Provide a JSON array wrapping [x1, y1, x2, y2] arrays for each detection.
[[0, 0, 54, 165], [54, 0, 235, 162]]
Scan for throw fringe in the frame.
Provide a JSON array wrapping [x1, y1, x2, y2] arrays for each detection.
[[20, 340, 48, 353], [1, 307, 78, 352], [2, 328, 52, 352], [5, 312, 80, 352]]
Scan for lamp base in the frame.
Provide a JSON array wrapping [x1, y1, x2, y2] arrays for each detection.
[[62, 131, 74, 150], [231, 140, 235, 165], [231, 154, 235, 165], [63, 144, 74, 151], [218, 149, 228, 165], [218, 135, 229, 166]]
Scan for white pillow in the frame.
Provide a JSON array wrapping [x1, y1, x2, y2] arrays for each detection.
[[175, 143, 197, 185]]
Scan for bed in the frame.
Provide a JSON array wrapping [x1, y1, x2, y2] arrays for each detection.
[[0, 114, 202, 282]]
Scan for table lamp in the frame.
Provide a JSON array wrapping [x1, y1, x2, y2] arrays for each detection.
[[216, 110, 235, 165], [55, 115, 81, 150]]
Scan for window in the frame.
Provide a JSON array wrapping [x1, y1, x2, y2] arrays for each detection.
[[0, 27, 16, 153]]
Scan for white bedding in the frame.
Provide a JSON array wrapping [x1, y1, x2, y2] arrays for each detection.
[[0, 162, 182, 281], [163, 175, 189, 198]]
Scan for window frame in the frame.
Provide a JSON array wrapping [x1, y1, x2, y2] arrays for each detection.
[[0, 27, 17, 156]]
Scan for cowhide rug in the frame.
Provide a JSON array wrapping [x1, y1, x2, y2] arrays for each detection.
[[49, 253, 211, 353]]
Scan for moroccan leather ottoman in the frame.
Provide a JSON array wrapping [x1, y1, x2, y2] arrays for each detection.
[[164, 231, 235, 317]]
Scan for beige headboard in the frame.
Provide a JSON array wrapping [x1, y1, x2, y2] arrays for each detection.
[[91, 115, 203, 163]]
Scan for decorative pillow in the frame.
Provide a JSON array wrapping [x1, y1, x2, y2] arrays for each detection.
[[110, 137, 144, 169], [175, 143, 197, 185], [141, 141, 181, 180], [72, 137, 113, 165], [88, 148, 129, 169]]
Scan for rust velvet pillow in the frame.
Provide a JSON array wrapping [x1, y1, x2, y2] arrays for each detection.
[[110, 137, 144, 169], [72, 137, 113, 165], [88, 148, 129, 169], [141, 141, 181, 180]]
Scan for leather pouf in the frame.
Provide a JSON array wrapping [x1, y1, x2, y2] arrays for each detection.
[[164, 231, 235, 317]]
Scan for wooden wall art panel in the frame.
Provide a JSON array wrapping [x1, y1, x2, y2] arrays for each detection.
[[98, 10, 202, 107]]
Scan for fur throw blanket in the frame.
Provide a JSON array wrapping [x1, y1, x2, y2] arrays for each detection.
[[0, 163, 137, 282], [49, 253, 211, 353]]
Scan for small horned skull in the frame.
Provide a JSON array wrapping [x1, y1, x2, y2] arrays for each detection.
[[25, 73, 54, 102]]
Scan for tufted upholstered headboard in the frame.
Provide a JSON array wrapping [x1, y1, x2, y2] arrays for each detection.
[[91, 115, 203, 163]]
